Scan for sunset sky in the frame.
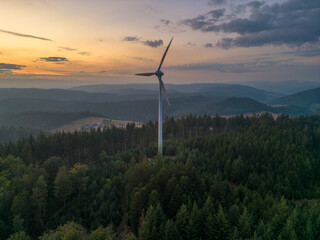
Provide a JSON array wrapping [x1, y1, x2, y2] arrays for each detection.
[[0, 0, 319, 88]]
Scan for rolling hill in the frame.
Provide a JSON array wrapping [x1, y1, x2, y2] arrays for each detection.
[[0, 111, 105, 130], [0, 96, 256, 123], [0, 84, 313, 133], [243, 80, 320, 94], [0, 87, 219, 104], [71, 83, 281, 103], [0, 95, 309, 130], [0, 88, 119, 103], [1, 84, 281, 104], [269, 87, 320, 111]]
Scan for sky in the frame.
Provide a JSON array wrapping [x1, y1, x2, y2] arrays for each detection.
[[0, 0, 319, 88]]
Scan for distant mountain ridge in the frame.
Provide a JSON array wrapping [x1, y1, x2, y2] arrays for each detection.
[[0, 88, 118, 103], [0, 84, 281, 105], [242, 80, 320, 94], [269, 87, 320, 111], [71, 83, 281, 103], [1, 84, 317, 133], [0, 96, 309, 126]]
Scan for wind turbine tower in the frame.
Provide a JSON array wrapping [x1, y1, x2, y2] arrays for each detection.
[[135, 38, 173, 155]]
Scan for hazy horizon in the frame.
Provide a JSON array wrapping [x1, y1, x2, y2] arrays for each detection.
[[0, 79, 319, 91]]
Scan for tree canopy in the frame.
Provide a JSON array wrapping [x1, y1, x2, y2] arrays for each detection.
[[0, 114, 319, 239]]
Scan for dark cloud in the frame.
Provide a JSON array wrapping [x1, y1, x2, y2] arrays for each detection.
[[78, 51, 91, 56], [188, 42, 196, 46], [123, 36, 140, 42], [217, 28, 319, 49], [39, 57, 69, 64], [98, 70, 107, 74], [182, 15, 212, 30], [183, 0, 320, 49], [0, 63, 26, 73], [160, 19, 171, 25], [124, 36, 163, 48], [232, 4, 247, 15], [282, 48, 320, 57], [208, 0, 226, 6], [168, 60, 286, 73], [59, 47, 91, 56], [59, 47, 77, 51], [182, 8, 225, 30], [216, 38, 233, 49], [142, 39, 163, 48], [0, 29, 52, 41], [247, 1, 265, 9], [155, 18, 183, 33], [208, 9, 226, 19], [203, 43, 214, 48]]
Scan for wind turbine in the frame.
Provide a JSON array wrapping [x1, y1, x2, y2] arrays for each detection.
[[135, 37, 173, 155]]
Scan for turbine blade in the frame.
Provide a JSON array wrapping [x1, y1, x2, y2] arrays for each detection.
[[135, 72, 155, 76], [158, 76, 171, 107], [157, 37, 173, 71]]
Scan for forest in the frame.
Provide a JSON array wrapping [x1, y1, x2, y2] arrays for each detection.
[[0, 114, 320, 240]]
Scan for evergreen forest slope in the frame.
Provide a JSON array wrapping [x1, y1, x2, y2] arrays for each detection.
[[0, 114, 320, 240], [269, 87, 320, 111]]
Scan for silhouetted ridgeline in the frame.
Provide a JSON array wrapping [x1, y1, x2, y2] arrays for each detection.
[[269, 87, 320, 111], [1, 114, 320, 239]]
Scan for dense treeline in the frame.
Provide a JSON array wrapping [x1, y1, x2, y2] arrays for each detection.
[[0, 114, 320, 239], [0, 126, 43, 144], [0, 115, 230, 165]]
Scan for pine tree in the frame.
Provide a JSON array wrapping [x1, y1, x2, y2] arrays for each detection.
[[237, 207, 253, 239], [281, 207, 298, 239], [186, 202, 202, 240], [213, 205, 230, 240], [250, 231, 262, 240], [7, 231, 31, 240], [302, 218, 314, 240], [129, 187, 148, 235], [31, 175, 47, 232], [148, 190, 159, 207], [228, 205, 240, 226], [69, 163, 89, 197], [205, 213, 215, 240], [54, 166, 72, 207], [12, 215, 25, 232], [139, 203, 165, 240], [175, 204, 189, 240], [164, 219, 180, 240]]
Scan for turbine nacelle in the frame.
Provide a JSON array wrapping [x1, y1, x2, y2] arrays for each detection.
[[155, 71, 164, 77]]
